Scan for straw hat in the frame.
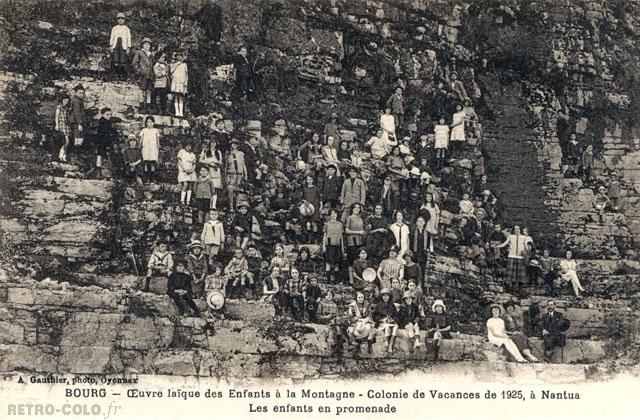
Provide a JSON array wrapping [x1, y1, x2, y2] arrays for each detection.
[[298, 202, 315, 217], [380, 288, 392, 297], [188, 240, 204, 250], [362, 268, 376, 283], [236, 200, 249, 209], [556, 318, 571, 332], [403, 291, 414, 301], [141, 37, 152, 46], [431, 299, 446, 312], [488, 303, 502, 314], [206, 291, 225, 310], [352, 319, 372, 340], [116, 12, 126, 19]]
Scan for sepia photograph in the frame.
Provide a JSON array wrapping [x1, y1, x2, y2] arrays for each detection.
[[0, 0, 639, 418]]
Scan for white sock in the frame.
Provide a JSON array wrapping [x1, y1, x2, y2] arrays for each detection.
[[211, 194, 217, 209], [186, 190, 192, 205], [180, 190, 186, 204]]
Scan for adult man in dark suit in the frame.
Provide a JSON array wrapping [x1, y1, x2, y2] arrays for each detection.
[[241, 135, 262, 182], [235, 46, 252, 99], [376, 174, 397, 217], [320, 164, 342, 210], [541, 300, 569, 361]]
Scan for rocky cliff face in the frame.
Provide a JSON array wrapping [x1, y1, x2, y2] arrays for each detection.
[[0, 0, 639, 380]]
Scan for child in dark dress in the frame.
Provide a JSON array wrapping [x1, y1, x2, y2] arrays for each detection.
[[94, 107, 118, 178], [168, 260, 200, 316], [123, 135, 143, 185], [305, 275, 323, 323]]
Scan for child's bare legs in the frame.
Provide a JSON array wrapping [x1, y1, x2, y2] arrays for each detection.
[[227, 186, 235, 211], [95, 153, 104, 177], [174, 93, 185, 117], [180, 182, 191, 205], [140, 89, 152, 110], [59, 135, 69, 162], [146, 161, 156, 182], [206, 246, 216, 266], [210, 189, 218, 209]]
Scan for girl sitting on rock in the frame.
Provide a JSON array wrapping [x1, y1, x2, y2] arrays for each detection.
[[486, 304, 527, 363], [559, 250, 585, 298], [143, 240, 173, 292], [398, 292, 424, 351], [205, 263, 226, 297], [373, 288, 400, 354], [347, 291, 376, 354], [224, 248, 254, 300], [426, 299, 452, 360]]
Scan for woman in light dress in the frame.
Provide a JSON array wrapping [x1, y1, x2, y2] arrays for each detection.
[[559, 250, 585, 297], [486, 304, 527, 362]]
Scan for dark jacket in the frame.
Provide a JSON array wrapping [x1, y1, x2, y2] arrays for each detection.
[[196, 3, 222, 42], [235, 54, 252, 78], [373, 300, 399, 324], [132, 50, 155, 80], [306, 285, 322, 302], [376, 185, 397, 216], [409, 226, 430, 262], [320, 174, 342, 203], [95, 117, 117, 153], [566, 141, 581, 163], [541, 311, 564, 336], [398, 302, 422, 327], [68, 96, 85, 129], [167, 271, 193, 295]]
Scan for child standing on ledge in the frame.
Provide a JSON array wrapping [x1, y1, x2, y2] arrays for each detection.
[[170, 51, 189, 117], [140, 116, 160, 182]]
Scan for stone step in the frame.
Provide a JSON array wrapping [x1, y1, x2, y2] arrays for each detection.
[[44, 176, 113, 200], [0, 217, 109, 247], [134, 114, 190, 128]]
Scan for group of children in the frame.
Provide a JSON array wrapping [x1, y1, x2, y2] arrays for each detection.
[[28, 5, 621, 368], [110, 12, 189, 116]]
